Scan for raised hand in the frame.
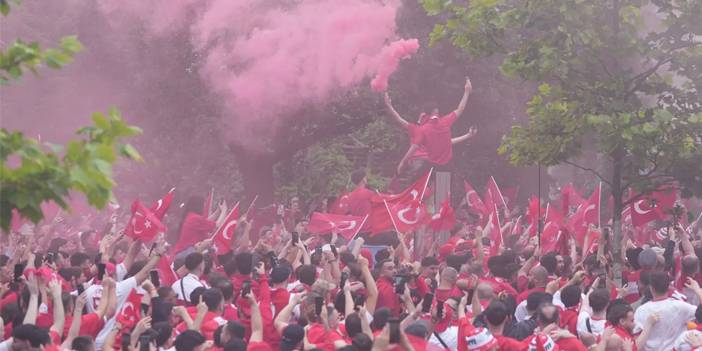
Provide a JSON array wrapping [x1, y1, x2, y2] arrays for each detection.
[[464, 76, 473, 93]]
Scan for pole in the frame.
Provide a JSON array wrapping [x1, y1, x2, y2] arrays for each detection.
[[537, 164, 542, 246]]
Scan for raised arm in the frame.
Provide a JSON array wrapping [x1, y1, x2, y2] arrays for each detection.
[[62, 293, 86, 349], [454, 77, 472, 117], [397, 144, 420, 176], [48, 280, 65, 335], [451, 127, 477, 145], [384, 93, 410, 129], [248, 292, 264, 342], [358, 255, 379, 313]]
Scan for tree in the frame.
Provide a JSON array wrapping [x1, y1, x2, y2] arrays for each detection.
[[424, 0, 702, 276], [0, 2, 142, 231]]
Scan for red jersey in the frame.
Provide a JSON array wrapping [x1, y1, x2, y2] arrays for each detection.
[[63, 312, 104, 339], [495, 335, 526, 351], [376, 276, 402, 316], [414, 112, 458, 165]]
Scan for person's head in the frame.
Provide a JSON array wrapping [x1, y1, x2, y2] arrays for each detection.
[[12, 324, 50, 349], [638, 248, 658, 270], [202, 288, 224, 313], [352, 333, 373, 351], [484, 300, 509, 328], [223, 338, 247, 351], [560, 285, 582, 308], [589, 288, 610, 313], [70, 252, 91, 270], [71, 336, 95, 351], [350, 170, 367, 187], [445, 254, 469, 273], [607, 303, 635, 331], [189, 287, 207, 307], [377, 259, 396, 279], [153, 321, 174, 348], [214, 321, 246, 347], [136, 329, 159, 351], [683, 255, 700, 276], [649, 271, 671, 297], [270, 266, 292, 286], [175, 330, 206, 351], [421, 256, 440, 278], [539, 253, 558, 276], [528, 266, 548, 287], [526, 292, 551, 314], [184, 253, 205, 275], [440, 267, 458, 287], [297, 265, 317, 286], [211, 278, 234, 302], [158, 286, 178, 305], [234, 252, 254, 276], [625, 248, 643, 270], [536, 303, 559, 328], [370, 308, 391, 331], [404, 321, 431, 340], [280, 324, 305, 351], [344, 313, 363, 338]]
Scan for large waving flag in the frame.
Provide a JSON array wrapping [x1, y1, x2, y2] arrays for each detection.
[[527, 196, 544, 236], [429, 198, 457, 232], [582, 183, 602, 227], [116, 288, 143, 329], [151, 188, 175, 220], [307, 212, 368, 241], [369, 170, 432, 234], [125, 200, 166, 242], [630, 188, 677, 227], [171, 213, 216, 254], [487, 204, 503, 256], [213, 203, 240, 255], [486, 176, 508, 210]]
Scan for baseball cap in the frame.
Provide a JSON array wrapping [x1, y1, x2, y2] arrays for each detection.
[[465, 327, 498, 351], [280, 324, 305, 351]]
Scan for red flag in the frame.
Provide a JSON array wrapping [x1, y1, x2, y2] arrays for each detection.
[[487, 204, 502, 256], [583, 183, 602, 227], [329, 190, 350, 215], [631, 188, 677, 227], [429, 198, 456, 232], [213, 203, 240, 255], [171, 213, 216, 254], [464, 180, 487, 216], [156, 255, 178, 287], [203, 188, 214, 216], [307, 212, 367, 241], [116, 289, 143, 328], [486, 176, 508, 210], [247, 204, 277, 242], [511, 216, 523, 237], [527, 196, 544, 236], [560, 184, 584, 215], [125, 200, 166, 242], [540, 222, 562, 252], [369, 170, 432, 234], [503, 186, 520, 208], [545, 203, 564, 227], [151, 188, 175, 220]]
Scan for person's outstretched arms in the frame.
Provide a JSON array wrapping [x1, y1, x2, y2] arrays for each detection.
[[451, 127, 478, 145], [454, 77, 472, 117], [384, 92, 410, 129], [397, 144, 419, 175]]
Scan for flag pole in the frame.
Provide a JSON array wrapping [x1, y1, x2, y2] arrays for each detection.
[[419, 168, 434, 202], [245, 195, 259, 217], [376, 190, 402, 234], [210, 202, 240, 240], [348, 215, 369, 243]]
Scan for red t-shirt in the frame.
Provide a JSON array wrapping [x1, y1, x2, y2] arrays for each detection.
[[614, 326, 637, 351], [405, 124, 429, 161], [63, 312, 105, 339], [480, 277, 518, 297], [346, 186, 374, 217], [560, 307, 579, 335], [456, 317, 474, 351], [270, 288, 290, 317], [556, 336, 588, 350], [247, 341, 273, 351], [307, 323, 343, 351], [376, 276, 402, 316], [495, 335, 527, 351], [414, 112, 457, 165]]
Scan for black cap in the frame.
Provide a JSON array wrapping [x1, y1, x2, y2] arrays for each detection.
[[280, 324, 305, 351]]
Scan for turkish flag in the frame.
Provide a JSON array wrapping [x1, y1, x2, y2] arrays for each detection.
[[307, 212, 367, 241], [116, 288, 143, 329], [429, 198, 456, 232], [329, 190, 350, 215], [151, 188, 175, 220], [156, 255, 178, 287], [631, 199, 659, 227], [171, 213, 216, 254], [213, 203, 240, 255], [582, 183, 602, 227], [486, 176, 508, 210], [125, 200, 166, 242], [631, 188, 677, 227], [540, 221, 562, 253], [369, 170, 432, 234], [527, 196, 544, 236], [487, 204, 502, 256], [545, 203, 564, 227], [464, 180, 487, 216], [203, 188, 214, 216], [561, 183, 584, 215]]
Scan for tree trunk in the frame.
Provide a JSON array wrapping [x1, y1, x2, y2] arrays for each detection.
[[610, 147, 625, 284], [233, 149, 277, 205]]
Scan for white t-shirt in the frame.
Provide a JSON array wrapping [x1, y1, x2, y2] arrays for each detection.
[[116, 262, 128, 282], [674, 330, 702, 351], [429, 326, 458, 351], [171, 273, 207, 303], [576, 311, 606, 338], [634, 298, 697, 351], [94, 277, 138, 349]]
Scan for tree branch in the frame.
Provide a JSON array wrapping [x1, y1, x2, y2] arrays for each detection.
[[563, 160, 613, 186]]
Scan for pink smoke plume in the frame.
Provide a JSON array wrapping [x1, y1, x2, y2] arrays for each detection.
[[370, 39, 420, 92], [98, 0, 418, 142]]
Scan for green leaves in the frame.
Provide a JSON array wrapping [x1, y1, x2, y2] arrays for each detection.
[[0, 109, 142, 231], [0, 35, 83, 85]]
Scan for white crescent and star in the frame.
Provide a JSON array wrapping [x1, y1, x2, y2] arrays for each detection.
[[634, 200, 652, 215]]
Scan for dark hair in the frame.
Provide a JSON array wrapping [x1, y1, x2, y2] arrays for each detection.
[[526, 291, 551, 312], [445, 254, 468, 272], [352, 333, 373, 351], [12, 324, 50, 347], [185, 253, 205, 271], [625, 248, 643, 270], [58, 267, 83, 282], [297, 265, 316, 286], [175, 330, 206, 351], [421, 257, 439, 267], [370, 307, 391, 331], [223, 338, 247, 351], [126, 260, 147, 279], [540, 253, 558, 275], [345, 313, 363, 338], [70, 252, 91, 267], [71, 336, 94, 351], [157, 286, 175, 299], [202, 288, 224, 311], [649, 271, 671, 295], [606, 303, 633, 326], [350, 170, 366, 185], [234, 252, 253, 275], [211, 278, 234, 301], [484, 300, 509, 326], [589, 288, 610, 313], [189, 287, 207, 306], [152, 300, 174, 323], [560, 285, 581, 308], [537, 303, 559, 326], [152, 322, 173, 347], [223, 259, 238, 276]]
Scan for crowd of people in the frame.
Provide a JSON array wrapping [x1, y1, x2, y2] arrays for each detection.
[[2, 182, 702, 351]]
